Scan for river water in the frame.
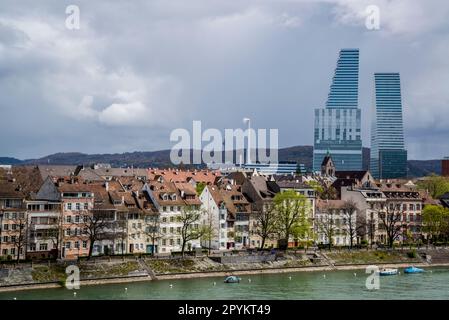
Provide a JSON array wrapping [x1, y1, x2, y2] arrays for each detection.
[[1, 267, 449, 300]]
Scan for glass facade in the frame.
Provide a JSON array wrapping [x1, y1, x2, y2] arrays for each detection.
[[313, 49, 362, 171], [370, 73, 407, 179]]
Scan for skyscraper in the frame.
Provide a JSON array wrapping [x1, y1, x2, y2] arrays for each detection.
[[370, 73, 407, 179], [313, 49, 362, 172]]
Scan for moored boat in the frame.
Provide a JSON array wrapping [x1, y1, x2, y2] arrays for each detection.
[[379, 268, 398, 276], [404, 266, 425, 274], [224, 276, 241, 283]]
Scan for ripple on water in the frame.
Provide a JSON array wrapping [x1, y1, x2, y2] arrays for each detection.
[[2, 267, 449, 300]]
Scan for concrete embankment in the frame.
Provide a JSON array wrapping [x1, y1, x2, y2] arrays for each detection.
[[2, 249, 449, 293]]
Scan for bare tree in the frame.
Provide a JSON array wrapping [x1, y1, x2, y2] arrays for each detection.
[[82, 211, 110, 259], [12, 216, 28, 263], [315, 204, 337, 250], [145, 213, 163, 255], [342, 200, 358, 249], [379, 204, 403, 248], [177, 206, 207, 257], [252, 202, 277, 249]]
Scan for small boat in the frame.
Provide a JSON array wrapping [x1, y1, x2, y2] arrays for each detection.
[[379, 268, 398, 276], [404, 266, 425, 274], [224, 276, 241, 283]]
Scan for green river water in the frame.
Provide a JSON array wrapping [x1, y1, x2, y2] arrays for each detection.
[[1, 267, 449, 300]]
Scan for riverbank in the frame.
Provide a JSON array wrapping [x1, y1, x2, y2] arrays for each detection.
[[1, 249, 448, 293]]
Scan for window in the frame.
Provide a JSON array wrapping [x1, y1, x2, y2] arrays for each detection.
[[162, 227, 167, 234], [75, 215, 80, 223], [177, 238, 181, 245], [170, 227, 174, 233], [11, 236, 16, 242], [84, 203, 88, 210], [2, 249, 7, 255], [177, 227, 181, 233], [2, 236, 8, 242], [170, 216, 175, 223], [75, 241, 80, 249], [170, 239, 174, 246], [3, 224, 8, 231], [66, 216, 72, 223], [162, 239, 166, 246], [65, 242, 71, 249], [29, 244, 36, 251], [162, 206, 167, 211], [66, 229, 71, 236], [10, 248, 15, 255], [138, 223, 142, 229], [67, 203, 72, 210], [39, 243, 48, 251], [162, 217, 167, 223], [76, 203, 80, 211], [410, 204, 415, 211], [170, 206, 174, 212], [82, 241, 87, 249]]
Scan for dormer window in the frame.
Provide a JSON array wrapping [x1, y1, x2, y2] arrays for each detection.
[[162, 194, 168, 201], [171, 194, 177, 201]]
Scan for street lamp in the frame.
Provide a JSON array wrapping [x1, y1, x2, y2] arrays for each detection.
[[243, 117, 251, 164]]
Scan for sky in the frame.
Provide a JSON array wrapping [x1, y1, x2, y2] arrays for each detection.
[[1, 0, 449, 160]]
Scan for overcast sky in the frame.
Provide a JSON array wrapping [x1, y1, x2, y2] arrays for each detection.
[[1, 0, 449, 160]]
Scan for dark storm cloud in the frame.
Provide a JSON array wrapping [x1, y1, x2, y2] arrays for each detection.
[[0, 0, 448, 159]]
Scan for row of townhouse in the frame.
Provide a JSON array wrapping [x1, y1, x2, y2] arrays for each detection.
[[314, 180, 435, 247]]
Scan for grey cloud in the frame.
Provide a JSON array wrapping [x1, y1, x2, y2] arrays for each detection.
[[0, 0, 448, 160]]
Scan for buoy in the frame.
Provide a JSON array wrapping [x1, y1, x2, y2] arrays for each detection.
[[354, 273, 357, 277], [323, 274, 326, 278], [288, 276, 292, 280], [73, 292, 77, 296], [125, 287, 128, 291], [248, 278, 251, 283], [213, 282, 216, 286], [13, 297, 16, 300], [169, 284, 173, 288]]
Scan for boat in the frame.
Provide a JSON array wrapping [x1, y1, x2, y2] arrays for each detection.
[[404, 266, 425, 274], [224, 276, 241, 283], [379, 268, 398, 276]]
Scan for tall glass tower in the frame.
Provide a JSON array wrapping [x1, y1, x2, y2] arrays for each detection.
[[313, 49, 362, 172], [370, 73, 407, 179]]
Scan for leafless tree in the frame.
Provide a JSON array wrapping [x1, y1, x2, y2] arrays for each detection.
[[12, 216, 28, 263], [252, 202, 277, 249], [177, 206, 208, 257], [145, 213, 163, 255], [379, 204, 403, 248], [342, 200, 358, 249], [82, 211, 111, 259], [315, 204, 337, 250]]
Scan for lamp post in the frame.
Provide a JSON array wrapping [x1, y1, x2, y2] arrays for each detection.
[[243, 118, 251, 164]]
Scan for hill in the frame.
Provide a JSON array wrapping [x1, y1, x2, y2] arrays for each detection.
[[3, 146, 442, 177]]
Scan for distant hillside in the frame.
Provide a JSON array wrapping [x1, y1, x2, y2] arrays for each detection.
[[0, 157, 22, 165], [3, 146, 442, 178], [407, 160, 441, 177]]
